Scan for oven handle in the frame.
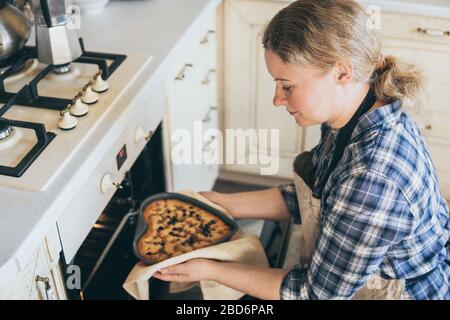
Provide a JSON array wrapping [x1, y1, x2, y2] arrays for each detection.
[[81, 210, 139, 294]]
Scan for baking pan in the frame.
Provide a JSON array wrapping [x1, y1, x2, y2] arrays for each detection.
[[133, 192, 239, 265]]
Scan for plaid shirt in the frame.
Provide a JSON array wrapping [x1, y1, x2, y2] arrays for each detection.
[[277, 101, 450, 300]]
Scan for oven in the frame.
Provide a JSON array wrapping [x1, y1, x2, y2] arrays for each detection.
[[57, 123, 292, 300], [58, 122, 166, 300]]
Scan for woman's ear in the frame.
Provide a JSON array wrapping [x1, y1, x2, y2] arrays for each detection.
[[334, 60, 353, 84]]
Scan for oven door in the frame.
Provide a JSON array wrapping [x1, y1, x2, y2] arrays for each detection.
[[59, 125, 166, 300]]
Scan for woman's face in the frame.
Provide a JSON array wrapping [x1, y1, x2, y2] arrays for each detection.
[[264, 50, 341, 127]]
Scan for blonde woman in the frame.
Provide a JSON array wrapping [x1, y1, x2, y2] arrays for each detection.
[[154, 0, 450, 300]]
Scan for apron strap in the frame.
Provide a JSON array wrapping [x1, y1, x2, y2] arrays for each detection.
[[293, 151, 315, 190], [316, 88, 377, 197]]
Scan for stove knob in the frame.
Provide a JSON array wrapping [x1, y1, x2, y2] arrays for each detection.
[[69, 98, 89, 117], [92, 75, 109, 93], [100, 174, 123, 193], [135, 126, 154, 143], [58, 111, 78, 130], [81, 85, 99, 104]]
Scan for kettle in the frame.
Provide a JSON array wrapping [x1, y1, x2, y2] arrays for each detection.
[[0, 0, 32, 62]]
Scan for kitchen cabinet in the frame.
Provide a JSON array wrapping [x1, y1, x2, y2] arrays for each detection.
[[222, 0, 320, 180], [222, 0, 450, 200], [0, 224, 66, 300], [163, 10, 220, 192], [379, 12, 450, 200]]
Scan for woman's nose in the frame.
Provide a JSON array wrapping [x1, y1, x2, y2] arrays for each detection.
[[273, 91, 287, 107]]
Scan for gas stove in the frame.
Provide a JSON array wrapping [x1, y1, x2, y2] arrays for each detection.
[[0, 39, 153, 192]]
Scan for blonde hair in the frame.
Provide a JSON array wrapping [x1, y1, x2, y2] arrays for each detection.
[[262, 0, 424, 109]]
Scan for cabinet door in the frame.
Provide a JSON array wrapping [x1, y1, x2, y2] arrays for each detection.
[[380, 12, 450, 200], [223, 0, 320, 179], [165, 13, 220, 192], [0, 243, 64, 300]]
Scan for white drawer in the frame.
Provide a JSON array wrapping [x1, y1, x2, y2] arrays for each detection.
[[169, 46, 218, 130], [168, 14, 217, 86], [381, 12, 450, 46], [57, 80, 166, 263]]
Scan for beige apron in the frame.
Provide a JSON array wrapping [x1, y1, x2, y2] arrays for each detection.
[[291, 152, 410, 300]]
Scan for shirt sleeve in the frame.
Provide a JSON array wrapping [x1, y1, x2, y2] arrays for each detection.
[[277, 183, 301, 224], [280, 170, 416, 299]]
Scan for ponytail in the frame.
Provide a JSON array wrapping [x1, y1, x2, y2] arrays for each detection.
[[372, 55, 424, 109]]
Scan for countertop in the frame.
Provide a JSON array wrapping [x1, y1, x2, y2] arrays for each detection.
[[0, 0, 221, 288]]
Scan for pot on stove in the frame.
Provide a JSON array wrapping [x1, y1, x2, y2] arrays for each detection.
[[0, 1, 32, 62]]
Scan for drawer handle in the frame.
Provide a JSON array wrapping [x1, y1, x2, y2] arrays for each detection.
[[201, 69, 217, 85], [418, 123, 432, 131], [175, 63, 194, 81], [200, 30, 216, 44], [202, 106, 218, 123], [416, 27, 450, 37], [203, 135, 217, 152], [35, 276, 56, 300]]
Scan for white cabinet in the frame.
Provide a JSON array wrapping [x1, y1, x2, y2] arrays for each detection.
[[379, 12, 450, 200], [164, 11, 220, 192], [0, 224, 66, 300], [222, 0, 321, 179]]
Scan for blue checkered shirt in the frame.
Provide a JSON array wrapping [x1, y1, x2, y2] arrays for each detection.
[[277, 101, 450, 300]]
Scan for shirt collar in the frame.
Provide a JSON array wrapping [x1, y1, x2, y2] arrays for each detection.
[[322, 100, 402, 142], [351, 100, 402, 139]]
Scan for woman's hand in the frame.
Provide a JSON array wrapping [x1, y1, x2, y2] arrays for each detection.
[[155, 259, 288, 300], [153, 258, 216, 283]]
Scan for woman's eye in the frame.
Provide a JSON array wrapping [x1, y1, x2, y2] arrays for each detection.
[[282, 86, 293, 92]]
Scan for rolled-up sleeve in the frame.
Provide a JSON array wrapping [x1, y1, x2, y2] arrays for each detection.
[[277, 183, 301, 224], [279, 171, 415, 299]]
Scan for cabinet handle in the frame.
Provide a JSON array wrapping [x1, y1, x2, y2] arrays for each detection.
[[175, 63, 194, 81], [201, 69, 217, 85], [35, 276, 56, 300], [200, 30, 216, 44], [418, 123, 432, 131], [416, 27, 450, 37], [202, 106, 217, 123], [203, 135, 217, 152]]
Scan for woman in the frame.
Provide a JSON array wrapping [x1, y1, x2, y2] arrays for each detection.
[[153, 0, 450, 299]]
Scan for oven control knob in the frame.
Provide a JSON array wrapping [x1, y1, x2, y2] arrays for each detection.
[[135, 126, 153, 143], [100, 174, 123, 193], [81, 85, 99, 104], [58, 111, 78, 130], [92, 75, 109, 93], [69, 98, 89, 117]]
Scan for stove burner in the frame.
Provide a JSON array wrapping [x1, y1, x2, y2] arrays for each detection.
[[53, 64, 72, 74], [0, 49, 35, 76], [0, 122, 13, 140], [4, 59, 38, 83], [46, 64, 80, 82], [0, 126, 22, 151]]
